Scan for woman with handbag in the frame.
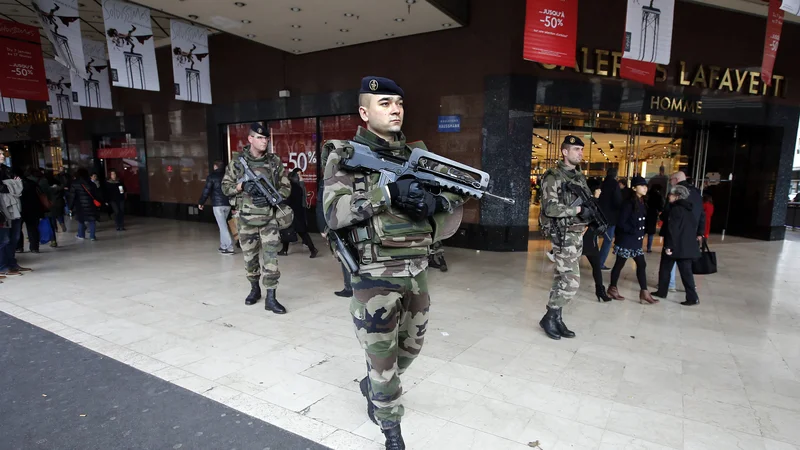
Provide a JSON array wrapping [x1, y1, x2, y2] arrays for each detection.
[[652, 185, 701, 305], [606, 176, 659, 304], [278, 169, 318, 258], [69, 168, 102, 241]]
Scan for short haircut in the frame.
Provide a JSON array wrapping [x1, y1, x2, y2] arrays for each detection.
[[213, 160, 223, 168], [109, 168, 117, 174], [358, 93, 371, 108], [670, 184, 690, 200]]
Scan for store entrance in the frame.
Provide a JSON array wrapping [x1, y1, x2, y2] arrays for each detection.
[[529, 106, 683, 233]]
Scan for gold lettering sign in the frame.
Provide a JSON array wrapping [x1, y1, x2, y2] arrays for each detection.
[[538, 47, 786, 97], [650, 96, 703, 114], [5, 110, 49, 127]]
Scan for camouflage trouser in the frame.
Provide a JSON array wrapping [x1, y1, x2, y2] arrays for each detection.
[[238, 219, 281, 288], [548, 230, 583, 309], [350, 271, 430, 429]]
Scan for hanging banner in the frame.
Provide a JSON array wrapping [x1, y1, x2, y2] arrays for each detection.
[[71, 39, 113, 109], [0, 19, 49, 101], [620, 58, 656, 85], [170, 20, 212, 104], [522, 0, 579, 67], [44, 58, 81, 120], [32, 0, 87, 79], [102, 0, 159, 91], [780, 0, 800, 15], [623, 0, 675, 65], [762, 0, 784, 86]]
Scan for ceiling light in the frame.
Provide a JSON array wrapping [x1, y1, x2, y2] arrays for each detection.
[[394, 18, 405, 22], [406, 0, 416, 3], [241, 19, 251, 24], [234, 2, 246, 6], [293, 50, 301, 53], [292, 38, 301, 41], [291, 24, 301, 28], [188, 14, 199, 20], [246, 34, 256, 38], [442, 23, 452, 27], [336, 41, 345, 45], [290, 7, 301, 12], [344, 13, 354, 17], [385, 33, 395, 37], [340, 29, 349, 32]]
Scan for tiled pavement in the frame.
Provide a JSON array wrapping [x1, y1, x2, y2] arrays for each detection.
[[2, 217, 800, 450]]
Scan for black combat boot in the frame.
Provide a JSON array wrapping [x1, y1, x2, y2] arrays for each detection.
[[554, 308, 576, 338], [428, 254, 448, 272], [359, 376, 378, 425], [382, 425, 405, 450], [265, 289, 287, 314], [539, 306, 561, 340], [245, 280, 261, 306], [334, 288, 353, 297]]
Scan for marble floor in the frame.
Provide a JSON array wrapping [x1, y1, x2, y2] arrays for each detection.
[[2, 217, 800, 450]]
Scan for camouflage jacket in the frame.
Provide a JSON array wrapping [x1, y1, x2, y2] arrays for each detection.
[[322, 126, 467, 278], [540, 161, 591, 235], [221, 145, 292, 227]]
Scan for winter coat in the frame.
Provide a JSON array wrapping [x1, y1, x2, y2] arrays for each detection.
[[679, 181, 706, 237], [664, 199, 700, 260], [46, 182, 66, 219], [598, 175, 623, 226], [0, 165, 22, 226], [104, 179, 126, 203], [19, 176, 44, 220], [69, 178, 102, 220], [198, 169, 228, 207], [284, 179, 308, 234], [645, 191, 664, 235], [615, 197, 647, 250]]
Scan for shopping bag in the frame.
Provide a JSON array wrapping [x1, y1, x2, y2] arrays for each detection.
[[227, 217, 239, 243], [38, 218, 54, 244], [692, 239, 717, 275]]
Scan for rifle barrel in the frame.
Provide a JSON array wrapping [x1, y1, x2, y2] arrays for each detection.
[[484, 192, 516, 205]]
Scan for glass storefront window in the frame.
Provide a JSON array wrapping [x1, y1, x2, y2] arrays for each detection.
[[97, 134, 143, 195]]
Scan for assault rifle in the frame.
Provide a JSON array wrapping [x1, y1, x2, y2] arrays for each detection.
[[564, 183, 608, 234], [340, 142, 516, 205], [237, 156, 284, 206]]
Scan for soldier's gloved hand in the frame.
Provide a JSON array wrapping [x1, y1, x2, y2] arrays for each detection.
[[388, 178, 436, 220], [387, 178, 418, 201], [243, 180, 261, 197], [578, 205, 596, 221], [434, 195, 451, 214]]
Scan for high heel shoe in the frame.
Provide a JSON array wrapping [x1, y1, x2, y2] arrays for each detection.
[[639, 290, 659, 304], [607, 286, 625, 300], [596, 285, 612, 302]]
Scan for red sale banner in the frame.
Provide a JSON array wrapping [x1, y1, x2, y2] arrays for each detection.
[[761, 0, 784, 86], [271, 118, 318, 206], [620, 58, 656, 86], [0, 19, 49, 101], [523, 0, 579, 67]]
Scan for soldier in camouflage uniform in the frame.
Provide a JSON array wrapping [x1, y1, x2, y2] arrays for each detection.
[[222, 123, 293, 314], [538, 135, 594, 340], [322, 77, 467, 450]]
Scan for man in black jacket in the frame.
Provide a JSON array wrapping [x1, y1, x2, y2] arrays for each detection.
[[662, 170, 706, 290], [199, 161, 234, 255], [597, 168, 623, 269]]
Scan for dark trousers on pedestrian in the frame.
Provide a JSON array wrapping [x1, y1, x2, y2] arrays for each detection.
[[110, 201, 125, 230], [584, 254, 604, 289], [610, 254, 648, 291], [48, 217, 58, 244], [657, 254, 699, 303], [280, 232, 316, 253], [16, 216, 40, 252]]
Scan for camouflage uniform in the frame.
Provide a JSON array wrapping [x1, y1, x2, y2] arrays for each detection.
[[322, 126, 466, 429], [222, 145, 292, 289], [541, 160, 591, 308]]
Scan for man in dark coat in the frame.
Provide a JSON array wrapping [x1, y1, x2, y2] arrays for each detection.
[[278, 168, 318, 258], [662, 170, 706, 290], [653, 185, 701, 305], [69, 168, 102, 241], [15, 167, 44, 253], [198, 160, 234, 254], [597, 167, 622, 269]]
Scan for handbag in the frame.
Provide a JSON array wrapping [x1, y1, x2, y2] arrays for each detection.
[[38, 218, 54, 244], [36, 187, 52, 212], [82, 184, 102, 208], [280, 227, 298, 243], [692, 239, 717, 275]]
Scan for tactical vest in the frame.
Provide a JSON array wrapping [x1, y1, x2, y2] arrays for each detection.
[[230, 150, 292, 228], [323, 140, 433, 265], [538, 166, 589, 236]]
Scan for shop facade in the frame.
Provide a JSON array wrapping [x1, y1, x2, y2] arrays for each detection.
[[21, 0, 800, 251]]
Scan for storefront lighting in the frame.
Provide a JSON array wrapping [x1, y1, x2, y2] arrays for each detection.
[[385, 33, 395, 37], [394, 18, 405, 22], [291, 24, 301, 28], [344, 13, 355, 17], [442, 23, 452, 27], [290, 7, 302, 12], [292, 38, 302, 41]]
